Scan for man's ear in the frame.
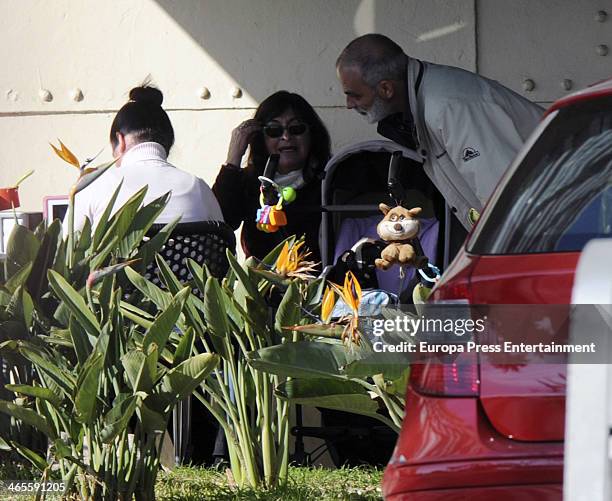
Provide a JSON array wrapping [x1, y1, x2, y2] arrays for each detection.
[[377, 80, 395, 100], [379, 203, 391, 215]]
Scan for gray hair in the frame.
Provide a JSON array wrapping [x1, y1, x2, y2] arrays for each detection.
[[336, 34, 407, 87]]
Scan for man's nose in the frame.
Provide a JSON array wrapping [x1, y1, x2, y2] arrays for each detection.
[[346, 97, 355, 109]]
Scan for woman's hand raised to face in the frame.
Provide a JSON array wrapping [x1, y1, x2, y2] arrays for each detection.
[[226, 119, 262, 167]]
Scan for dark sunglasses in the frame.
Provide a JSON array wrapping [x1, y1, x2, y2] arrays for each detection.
[[263, 122, 308, 138]]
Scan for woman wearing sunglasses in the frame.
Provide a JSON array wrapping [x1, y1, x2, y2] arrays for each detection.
[[213, 90, 331, 261]]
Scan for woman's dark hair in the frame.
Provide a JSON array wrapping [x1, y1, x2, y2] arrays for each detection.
[[110, 85, 175, 155], [248, 91, 331, 182]]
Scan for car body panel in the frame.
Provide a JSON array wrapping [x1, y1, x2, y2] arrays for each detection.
[[383, 77, 612, 499]]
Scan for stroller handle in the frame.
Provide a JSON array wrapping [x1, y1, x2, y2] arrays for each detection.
[[387, 151, 405, 206]]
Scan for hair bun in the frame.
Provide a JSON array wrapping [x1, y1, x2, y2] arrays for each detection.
[[129, 86, 163, 106]]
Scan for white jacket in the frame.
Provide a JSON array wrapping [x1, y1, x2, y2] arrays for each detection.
[[69, 142, 223, 234], [405, 58, 543, 229]]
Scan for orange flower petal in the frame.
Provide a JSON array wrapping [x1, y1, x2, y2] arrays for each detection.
[[50, 140, 80, 169], [321, 286, 336, 323]]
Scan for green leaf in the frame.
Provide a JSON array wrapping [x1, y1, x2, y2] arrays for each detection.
[[304, 277, 326, 307], [73, 160, 116, 193], [134, 345, 157, 393], [186, 259, 207, 295], [69, 317, 93, 367], [133, 217, 181, 272], [52, 237, 68, 278], [10, 442, 48, 472], [122, 350, 145, 392], [247, 341, 349, 380], [124, 266, 172, 310], [387, 367, 410, 397], [97, 186, 148, 252], [0, 436, 11, 451], [139, 402, 167, 434], [47, 270, 100, 337], [76, 217, 92, 256], [5, 384, 63, 408], [249, 268, 291, 288], [99, 392, 145, 443], [343, 351, 409, 380], [226, 250, 260, 301], [119, 302, 154, 329], [204, 277, 230, 337], [89, 235, 119, 271], [274, 281, 302, 334], [0, 290, 12, 307], [4, 263, 33, 294], [275, 378, 381, 417], [173, 327, 195, 366], [162, 354, 219, 401], [154, 254, 208, 340], [6, 224, 40, 269], [16, 343, 76, 396], [0, 401, 56, 438], [26, 219, 61, 299], [52, 437, 73, 459], [142, 287, 190, 356], [92, 180, 123, 251], [74, 352, 103, 424], [283, 323, 344, 338], [6, 286, 34, 329], [119, 191, 171, 257], [154, 253, 183, 294]]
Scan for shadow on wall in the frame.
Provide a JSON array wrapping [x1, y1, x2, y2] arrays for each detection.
[[153, 0, 475, 106], [154, 0, 363, 106]]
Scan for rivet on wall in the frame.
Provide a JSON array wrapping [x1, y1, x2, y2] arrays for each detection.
[[522, 79, 535, 92], [231, 87, 243, 99], [561, 79, 573, 91], [39, 89, 53, 102], [5, 89, 18, 102], [596, 44, 609, 56], [70, 88, 84, 102], [595, 10, 608, 22], [198, 87, 211, 100]]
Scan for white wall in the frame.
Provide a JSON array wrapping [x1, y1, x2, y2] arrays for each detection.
[[0, 0, 609, 212]]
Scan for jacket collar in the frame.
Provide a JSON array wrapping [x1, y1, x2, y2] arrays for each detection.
[[376, 56, 422, 149], [121, 142, 169, 165]]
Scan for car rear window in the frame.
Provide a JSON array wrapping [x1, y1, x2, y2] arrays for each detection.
[[470, 97, 612, 255]]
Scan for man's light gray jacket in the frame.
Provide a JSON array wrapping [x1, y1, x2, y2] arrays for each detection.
[[406, 57, 543, 229]]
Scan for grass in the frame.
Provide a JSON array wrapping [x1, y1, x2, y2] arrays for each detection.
[[0, 459, 383, 500], [156, 465, 383, 501]]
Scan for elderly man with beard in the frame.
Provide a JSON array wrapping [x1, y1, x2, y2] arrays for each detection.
[[336, 34, 543, 239]]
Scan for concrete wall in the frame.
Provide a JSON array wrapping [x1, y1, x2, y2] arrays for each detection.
[[0, 0, 610, 212]]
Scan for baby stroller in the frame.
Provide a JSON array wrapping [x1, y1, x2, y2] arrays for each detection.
[[294, 140, 452, 466], [321, 140, 448, 304]]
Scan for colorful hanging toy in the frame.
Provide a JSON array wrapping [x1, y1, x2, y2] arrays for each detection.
[[255, 175, 296, 232]]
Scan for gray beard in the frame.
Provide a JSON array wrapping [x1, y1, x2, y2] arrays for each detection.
[[365, 96, 395, 124]]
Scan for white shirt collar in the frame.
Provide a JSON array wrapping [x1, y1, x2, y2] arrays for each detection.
[[121, 142, 168, 165]]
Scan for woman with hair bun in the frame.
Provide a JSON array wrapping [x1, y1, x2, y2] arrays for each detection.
[[70, 85, 223, 231]]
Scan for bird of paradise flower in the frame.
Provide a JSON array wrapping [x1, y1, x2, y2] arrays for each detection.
[[285, 271, 363, 347], [50, 140, 115, 266], [273, 240, 318, 280]]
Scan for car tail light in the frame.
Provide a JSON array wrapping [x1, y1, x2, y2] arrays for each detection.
[[431, 268, 473, 302], [411, 259, 480, 396], [410, 352, 480, 397]]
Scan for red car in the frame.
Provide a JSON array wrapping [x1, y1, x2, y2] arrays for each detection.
[[383, 78, 612, 500]]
